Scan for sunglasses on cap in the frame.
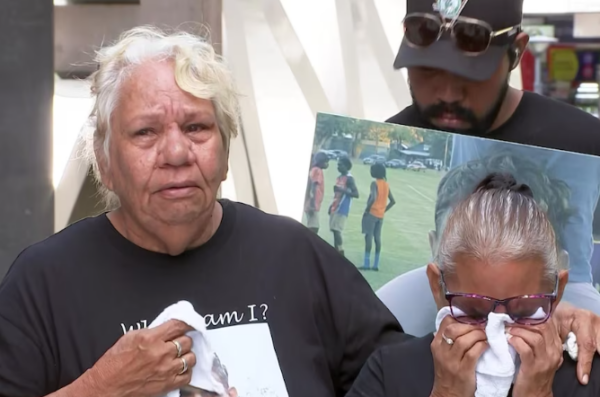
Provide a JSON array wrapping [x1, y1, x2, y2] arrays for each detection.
[[403, 13, 521, 55], [440, 272, 558, 325]]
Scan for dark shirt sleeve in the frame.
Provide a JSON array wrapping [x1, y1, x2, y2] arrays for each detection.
[[0, 249, 55, 396], [345, 348, 386, 397], [304, 230, 411, 396], [561, 352, 600, 396]]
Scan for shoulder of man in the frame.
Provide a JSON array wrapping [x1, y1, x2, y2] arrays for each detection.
[[521, 92, 600, 153], [524, 91, 600, 126]]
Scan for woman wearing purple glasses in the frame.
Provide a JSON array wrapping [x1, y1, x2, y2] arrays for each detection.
[[347, 173, 600, 397]]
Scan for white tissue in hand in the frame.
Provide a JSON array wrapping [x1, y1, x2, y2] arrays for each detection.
[[563, 332, 578, 361], [474, 312, 516, 397], [435, 308, 516, 397], [149, 301, 226, 397], [477, 313, 517, 377]]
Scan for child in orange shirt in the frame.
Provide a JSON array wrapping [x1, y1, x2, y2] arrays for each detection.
[[360, 163, 395, 271]]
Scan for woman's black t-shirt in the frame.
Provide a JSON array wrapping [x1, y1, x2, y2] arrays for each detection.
[[347, 333, 600, 397], [0, 200, 409, 397]]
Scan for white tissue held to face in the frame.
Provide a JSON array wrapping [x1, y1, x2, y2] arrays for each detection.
[[435, 307, 517, 397], [435, 306, 577, 367]]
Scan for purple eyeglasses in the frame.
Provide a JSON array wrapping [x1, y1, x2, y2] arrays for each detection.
[[441, 272, 558, 325]]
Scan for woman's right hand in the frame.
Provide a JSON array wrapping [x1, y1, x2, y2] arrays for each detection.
[[71, 320, 196, 397], [430, 316, 488, 397]]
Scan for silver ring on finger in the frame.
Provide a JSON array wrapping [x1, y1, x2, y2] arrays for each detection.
[[442, 333, 454, 345], [179, 357, 188, 375], [171, 340, 183, 358]]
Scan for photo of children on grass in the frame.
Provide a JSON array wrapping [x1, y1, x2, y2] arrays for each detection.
[[305, 113, 600, 298], [305, 113, 451, 290]]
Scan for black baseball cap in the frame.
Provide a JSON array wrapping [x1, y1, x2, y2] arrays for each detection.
[[394, 0, 524, 81]]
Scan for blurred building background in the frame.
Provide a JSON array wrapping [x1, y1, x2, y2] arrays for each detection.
[[1, 0, 600, 278]]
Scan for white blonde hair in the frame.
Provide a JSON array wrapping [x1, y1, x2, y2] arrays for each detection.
[[83, 26, 240, 208], [435, 174, 565, 283]]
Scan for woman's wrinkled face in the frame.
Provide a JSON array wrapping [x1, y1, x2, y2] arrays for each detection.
[[100, 60, 228, 225]]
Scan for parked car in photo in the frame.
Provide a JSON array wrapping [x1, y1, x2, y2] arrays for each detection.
[[318, 149, 337, 160], [407, 161, 427, 171], [384, 159, 407, 169], [330, 149, 348, 159], [363, 155, 386, 165]]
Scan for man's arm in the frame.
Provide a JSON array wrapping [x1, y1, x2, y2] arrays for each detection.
[[365, 182, 377, 213], [385, 189, 396, 212]]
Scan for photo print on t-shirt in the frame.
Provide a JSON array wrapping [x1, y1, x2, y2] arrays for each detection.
[[180, 323, 288, 397], [304, 113, 600, 297]]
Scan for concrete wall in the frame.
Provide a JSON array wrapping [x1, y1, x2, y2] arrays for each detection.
[[54, 1, 222, 76], [54, 4, 139, 76], [0, 0, 54, 277]]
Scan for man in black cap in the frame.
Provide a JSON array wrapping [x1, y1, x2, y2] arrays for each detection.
[[388, 0, 600, 145], [385, 0, 600, 315]]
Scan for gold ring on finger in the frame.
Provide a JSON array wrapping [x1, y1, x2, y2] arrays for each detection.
[[179, 357, 188, 375], [171, 340, 183, 358], [442, 333, 454, 345]]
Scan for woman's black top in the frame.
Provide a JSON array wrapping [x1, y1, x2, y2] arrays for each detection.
[[347, 333, 600, 397]]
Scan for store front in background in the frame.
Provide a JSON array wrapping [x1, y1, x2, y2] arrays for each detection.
[[546, 45, 600, 116]]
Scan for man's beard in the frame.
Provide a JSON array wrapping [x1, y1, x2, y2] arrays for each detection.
[[411, 78, 510, 136]]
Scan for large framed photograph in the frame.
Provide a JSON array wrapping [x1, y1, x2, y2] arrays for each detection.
[[304, 113, 600, 297]]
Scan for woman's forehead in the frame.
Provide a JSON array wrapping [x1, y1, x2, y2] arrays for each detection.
[[450, 257, 548, 295]]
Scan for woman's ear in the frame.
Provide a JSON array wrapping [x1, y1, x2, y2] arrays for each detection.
[[426, 263, 446, 310], [555, 270, 569, 306], [555, 249, 569, 305]]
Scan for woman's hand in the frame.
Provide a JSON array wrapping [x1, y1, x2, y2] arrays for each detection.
[[74, 320, 196, 397], [430, 316, 488, 397], [553, 301, 600, 385], [508, 318, 563, 397]]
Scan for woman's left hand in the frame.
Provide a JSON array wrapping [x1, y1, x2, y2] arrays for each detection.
[[553, 302, 600, 385], [508, 318, 563, 397]]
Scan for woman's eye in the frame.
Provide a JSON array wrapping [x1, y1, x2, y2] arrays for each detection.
[[135, 129, 152, 136], [187, 124, 206, 133]]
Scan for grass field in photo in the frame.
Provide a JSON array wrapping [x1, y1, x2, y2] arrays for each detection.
[[305, 159, 444, 291]]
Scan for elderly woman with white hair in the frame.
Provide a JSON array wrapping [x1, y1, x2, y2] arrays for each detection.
[[0, 26, 407, 397], [348, 173, 600, 397]]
